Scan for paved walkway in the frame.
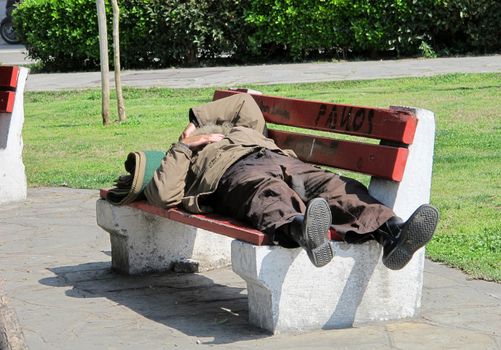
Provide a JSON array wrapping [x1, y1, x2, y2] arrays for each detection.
[[1, 43, 500, 90], [24, 55, 501, 91], [1, 46, 501, 348], [0, 43, 29, 64], [1, 188, 500, 349]]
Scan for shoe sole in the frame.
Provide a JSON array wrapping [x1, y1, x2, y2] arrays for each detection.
[[383, 204, 439, 270], [303, 198, 333, 267]]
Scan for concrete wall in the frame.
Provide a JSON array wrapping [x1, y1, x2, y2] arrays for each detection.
[[0, 67, 28, 204]]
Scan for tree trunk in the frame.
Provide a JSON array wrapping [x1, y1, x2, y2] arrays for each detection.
[[111, 0, 126, 122], [96, 0, 110, 126], [0, 280, 28, 350]]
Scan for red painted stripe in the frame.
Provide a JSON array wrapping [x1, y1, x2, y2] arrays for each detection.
[[269, 129, 409, 181], [163, 209, 270, 245], [99, 189, 342, 242], [99, 189, 270, 245], [213, 90, 417, 144], [99, 189, 344, 244], [0, 66, 19, 90], [0, 91, 16, 113], [99, 188, 109, 198]]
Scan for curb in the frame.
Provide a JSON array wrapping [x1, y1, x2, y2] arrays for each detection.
[[0, 280, 27, 350]]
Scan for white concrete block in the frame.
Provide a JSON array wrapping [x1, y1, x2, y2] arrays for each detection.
[[369, 107, 436, 219], [96, 199, 233, 274], [232, 239, 424, 334], [0, 67, 28, 204], [231, 106, 435, 333]]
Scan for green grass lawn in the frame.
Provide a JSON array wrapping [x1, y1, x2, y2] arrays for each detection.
[[23, 73, 501, 281]]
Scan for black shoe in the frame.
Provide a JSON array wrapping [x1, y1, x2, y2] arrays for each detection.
[[289, 198, 333, 267], [376, 204, 439, 270]]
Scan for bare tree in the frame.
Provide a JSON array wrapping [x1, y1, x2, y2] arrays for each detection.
[[96, 0, 110, 126], [110, 0, 126, 122]]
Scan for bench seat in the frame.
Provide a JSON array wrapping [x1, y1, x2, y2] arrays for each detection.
[[96, 90, 436, 333]]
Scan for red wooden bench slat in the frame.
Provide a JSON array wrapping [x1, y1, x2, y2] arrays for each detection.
[[0, 66, 19, 90], [213, 90, 417, 144], [99, 189, 342, 245], [0, 91, 16, 113], [268, 129, 409, 181], [100, 189, 269, 245]]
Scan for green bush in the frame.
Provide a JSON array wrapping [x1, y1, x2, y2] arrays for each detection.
[[117, 0, 251, 68], [14, 0, 100, 71], [14, 0, 250, 71], [428, 0, 501, 54], [245, 0, 501, 60], [13, 0, 501, 71]]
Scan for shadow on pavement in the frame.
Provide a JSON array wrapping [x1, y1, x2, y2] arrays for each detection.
[[38, 259, 269, 345]]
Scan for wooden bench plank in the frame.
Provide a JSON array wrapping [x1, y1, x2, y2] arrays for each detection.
[[0, 91, 16, 113], [213, 90, 417, 144], [99, 190, 342, 245], [0, 66, 19, 90], [100, 189, 270, 245], [268, 129, 409, 181]]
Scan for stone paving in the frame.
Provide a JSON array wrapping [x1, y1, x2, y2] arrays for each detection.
[[1, 43, 500, 91], [0, 188, 500, 349], [23, 55, 501, 92], [1, 49, 501, 348]]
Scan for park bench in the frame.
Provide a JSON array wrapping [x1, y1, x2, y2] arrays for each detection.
[[0, 65, 29, 204], [96, 89, 436, 333]]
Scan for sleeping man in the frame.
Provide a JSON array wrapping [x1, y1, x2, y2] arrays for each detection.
[[144, 93, 439, 269]]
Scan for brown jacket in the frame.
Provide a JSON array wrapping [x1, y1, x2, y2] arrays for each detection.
[[144, 93, 292, 213]]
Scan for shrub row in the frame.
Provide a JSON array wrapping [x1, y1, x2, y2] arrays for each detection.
[[14, 0, 250, 71], [245, 0, 501, 59], [13, 0, 501, 71]]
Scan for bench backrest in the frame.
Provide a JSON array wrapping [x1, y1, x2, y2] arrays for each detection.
[[213, 90, 418, 182], [0, 66, 19, 114]]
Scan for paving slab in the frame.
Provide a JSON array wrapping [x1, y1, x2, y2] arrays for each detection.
[[0, 44, 28, 65], [0, 187, 500, 349]]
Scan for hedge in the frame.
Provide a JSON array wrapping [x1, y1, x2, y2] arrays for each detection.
[[13, 0, 501, 71], [14, 0, 250, 71], [245, 0, 501, 60]]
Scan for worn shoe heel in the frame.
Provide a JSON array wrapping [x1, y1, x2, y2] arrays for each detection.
[[304, 198, 333, 267], [383, 204, 439, 270]]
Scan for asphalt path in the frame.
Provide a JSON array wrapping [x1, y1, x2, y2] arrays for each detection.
[[1, 43, 500, 91]]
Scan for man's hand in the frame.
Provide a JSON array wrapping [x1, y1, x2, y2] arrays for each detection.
[[181, 133, 225, 151], [180, 122, 197, 140]]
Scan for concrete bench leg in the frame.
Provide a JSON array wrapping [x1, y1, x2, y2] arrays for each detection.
[[0, 67, 29, 204], [96, 199, 233, 274], [232, 106, 435, 334], [232, 240, 424, 334]]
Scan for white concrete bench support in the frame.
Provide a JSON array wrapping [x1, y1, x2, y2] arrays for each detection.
[[96, 200, 233, 274], [0, 67, 29, 204], [232, 240, 424, 333], [231, 107, 435, 333]]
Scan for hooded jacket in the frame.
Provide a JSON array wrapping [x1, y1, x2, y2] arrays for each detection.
[[144, 93, 294, 213]]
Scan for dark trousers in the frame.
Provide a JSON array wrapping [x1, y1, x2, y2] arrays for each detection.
[[211, 149, 395, 245]]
